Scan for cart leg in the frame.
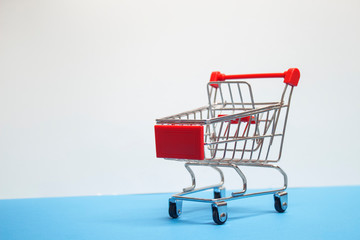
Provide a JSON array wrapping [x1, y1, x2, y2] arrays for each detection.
[[230, 164, 247, 197], [274, 191, 288, 213], [211, 166, 225, 186], [183, 164, 225, 193], [182, 163, 196, 192], [212, 201, 228, 225], [214, 186, 226, 199], [169, 198, 183, 218]]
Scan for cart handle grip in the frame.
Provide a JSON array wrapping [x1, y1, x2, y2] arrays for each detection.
[[210, 68, 300, 88]]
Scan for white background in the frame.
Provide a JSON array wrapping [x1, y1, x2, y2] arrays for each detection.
[[1, 0, 359, 199]]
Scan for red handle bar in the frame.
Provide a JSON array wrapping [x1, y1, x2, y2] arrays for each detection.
[[210, 68, 300, 88]]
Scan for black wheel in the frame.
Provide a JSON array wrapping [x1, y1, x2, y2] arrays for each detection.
[[169, 202, 180, 218], [212, 205, 227, 225], [214, 191, 221, 199], [274, 196, 286, 213]]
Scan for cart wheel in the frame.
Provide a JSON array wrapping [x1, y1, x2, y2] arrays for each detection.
[[214, 187, 226, 199], [274, 192, 288, 213], [169, 199, 182, 218], [212, 202, 227, 225]]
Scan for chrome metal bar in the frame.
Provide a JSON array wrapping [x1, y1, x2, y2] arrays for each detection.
[[210, 108, 263, 111], [157, 104, 283, 124], [247, 84, 255, 109], [240, 117, 252, 160], [178, 164, 225, 196], [237, 83, 245, 109], [267, 85, 288, 148], [222, 102, 279, 106], [158, 106, 209, 120], [277, 86, 294, 161], [164, 157, 282, 163], [231, 119, 242, 161], [219, 84, 225, 107], [210, 121, 224, 159], [230, 164, 247, 196], [173, 188, 286, 203], [205, 134, 283, 145], [208, 105, 282, 124], [207, 86, 214, 119], [228, 83, 236, 109], [249, 114, 260, 160], [211, 166, 225, 186], [156, 119, 206, 125], [265, 109, 278, 161], [172, 163, 287, 203], [256, 110, 269, 161], [216, 145, 262, 152], [222, 121, 232, 160], [183, 163, 196, 192]]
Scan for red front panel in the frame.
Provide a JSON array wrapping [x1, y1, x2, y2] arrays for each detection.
[[154, 125, 205, 160]]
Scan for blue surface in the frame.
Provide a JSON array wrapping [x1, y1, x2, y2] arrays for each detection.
[[1, 186, 360, 240]]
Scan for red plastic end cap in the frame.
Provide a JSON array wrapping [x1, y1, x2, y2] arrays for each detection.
[[210, 71, 226, 88], [154, 125, 205, 160], [284, 68, 300, 87]]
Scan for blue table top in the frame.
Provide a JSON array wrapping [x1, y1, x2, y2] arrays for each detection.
[[1, 186, 359, 240]]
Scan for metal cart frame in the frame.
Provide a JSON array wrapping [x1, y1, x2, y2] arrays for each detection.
[[154, 68, 300, 224]]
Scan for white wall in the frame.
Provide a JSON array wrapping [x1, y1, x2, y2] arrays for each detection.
[[0, 0, 359, 199]]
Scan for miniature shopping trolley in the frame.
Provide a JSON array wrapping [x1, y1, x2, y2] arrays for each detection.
[[154, 68, 300, 224]]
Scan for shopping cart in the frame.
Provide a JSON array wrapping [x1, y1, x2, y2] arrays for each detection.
[[154, 68, 300, 224]]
